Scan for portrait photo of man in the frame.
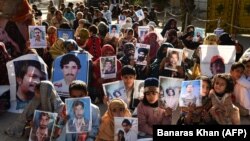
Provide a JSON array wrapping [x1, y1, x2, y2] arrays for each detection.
[[29, 26, 47, 48], [210, 55, 225, 75], [53, 54, 81, 96], [136, 47, 149, 65], [30, 110, 57, 141], [109, 24, 119, 38], [179, 80, 201, 107], [66, 98, 91, 133], [100, 56, 117, 79], [14, 60, 46, 110], [57, 29, 74, 40]]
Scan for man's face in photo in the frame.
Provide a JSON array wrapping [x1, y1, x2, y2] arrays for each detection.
[[62, 61, 79, 83], [62, 33, 69, 40], [34, 29, 41, 40], [122, 123, 131, 133], [74, 104, 83, 119], [170, 53, 179, 66], [19, 66, 43, 94], [105, 61, 112, 70], [138, 51, 146, 62], [111, 27, 117, 33], [39, 115, 49, 129], [211, 61, 225, 75]]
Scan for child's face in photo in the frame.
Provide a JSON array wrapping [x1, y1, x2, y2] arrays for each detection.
[[201, 81, 210, 97], [230, 67, 244, 81], [214, 77, 227, 94]]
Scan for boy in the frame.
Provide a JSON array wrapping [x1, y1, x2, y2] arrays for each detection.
[[55, 80, 100, 141], [233, 58, 250, 116]]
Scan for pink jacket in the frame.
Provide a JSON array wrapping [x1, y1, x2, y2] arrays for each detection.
[[137, 102, 171, 135]]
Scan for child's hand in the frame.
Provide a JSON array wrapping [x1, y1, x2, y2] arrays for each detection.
[[164, 107, 173, 116], [103, 95, 110, 105], [53, 126, 62, 139]]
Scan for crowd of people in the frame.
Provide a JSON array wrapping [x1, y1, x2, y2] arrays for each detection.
[[1, 0, 250, 140]]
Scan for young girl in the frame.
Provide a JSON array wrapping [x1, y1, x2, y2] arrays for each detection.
[[209, 73, 240, 124], [137, 78, 171, 137]]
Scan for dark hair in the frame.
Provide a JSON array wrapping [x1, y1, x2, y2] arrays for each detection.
[[118, 130, 124, 135], [121, 65, 136, 76], [60, 54, 81, 69], [169, 50, 179, 60], [59, 22, 71, 29], [34, 27, 42, 32], [39, 112, 50, 120], [138, 47, 148, 54], [122, 119, 131, 126], [230, 62, 245, 71], [212, 73, 234, 93], [166, 88, 175, 96], [111, 25, 117, 30], [104, 58, 113, 64], [15, 60, 45, 80], [186, 82, 193, 88], [69, 80, 88, 95], [72, 100, 84, 111], [88, 25, 98, 34]]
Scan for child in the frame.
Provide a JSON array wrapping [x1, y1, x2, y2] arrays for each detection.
[[178, 76, 213, 125], [137, 77, 171, 137], [233, 58, 250, 116], [209, 73, 240, 124], [85, 25, 102, 61], [55, 80, 100, 141], [95, 98, 131, 141], [74, 19, 85, 38]]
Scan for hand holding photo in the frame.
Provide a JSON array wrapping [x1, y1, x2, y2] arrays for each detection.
[[138, 26, 149, 43], [135, 9, 145, 21]]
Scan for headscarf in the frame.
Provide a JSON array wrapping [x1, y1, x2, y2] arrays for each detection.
[[49, 38, 66, 59], [78, 28, 89, 46], [96, 99, 131, 141], [121, 17, 133, 30], [218, 32, 235, 45], [5, 80, 64, 137], [98, 21, 109, 39], [143, 32, 159, 61], [161, 18, 178, 37], [101, 44, 115, 56], [203, 34, 217, 45], [64, 39, 79, 52]]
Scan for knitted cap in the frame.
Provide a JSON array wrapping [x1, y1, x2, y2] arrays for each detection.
[[211, 55, 224, 64], [144, 77, 159, 93]]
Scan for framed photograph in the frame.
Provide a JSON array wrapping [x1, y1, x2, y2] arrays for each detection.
[[29, 110, 58, 141], [57, 28, 74, 40], [114, 117, 138, 141], [138, 26, 149, 43], [132, 80, 144, 108], [179, 80, 202, 107], [65, 97, 92, 133], [159, 76, 183, 110], [193, 27, 205, 42], [109, 24, 120, 38], [164, 48, 183, 71], [118, 15, 126, 25], [102, 81, 127, 102], [52, 51, 89, 97], [6, 54, 48, 113], [135, 9, 145, 21], [29, 26, 47, 48], [183, 48, 195, 60], [100, 56, 117, 79], [134, 43, 150, 66], [200, 45, 235, 77]]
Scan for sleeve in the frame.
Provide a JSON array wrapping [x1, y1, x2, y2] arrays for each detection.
[[137, 103, 153, 135], [87, 105, 101, 140]]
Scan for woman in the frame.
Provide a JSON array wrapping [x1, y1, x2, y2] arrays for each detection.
[[49, 38, 66, 60], [95, 99, 131, 141], [143, 32, 159, 63], [5, 80, 64, 137], [118, 28, 137, 58]]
